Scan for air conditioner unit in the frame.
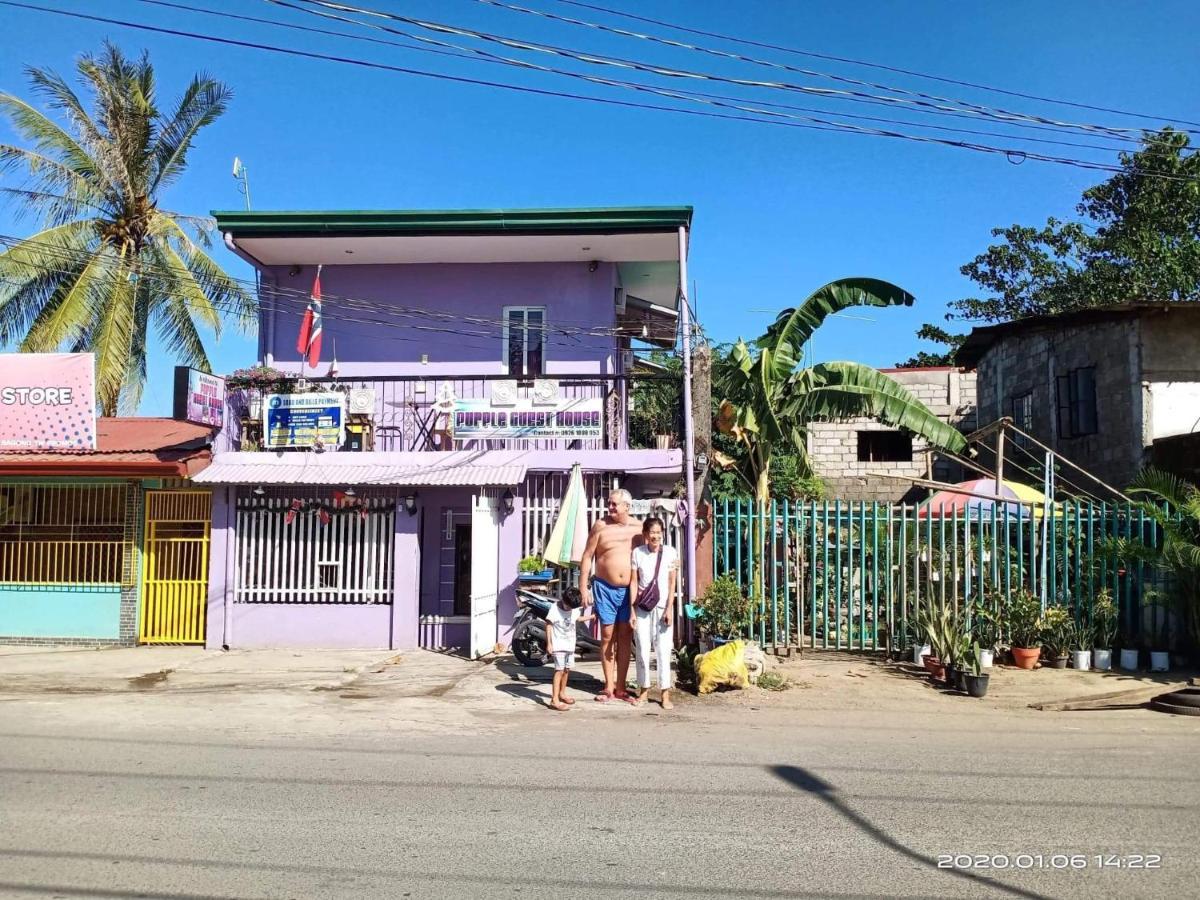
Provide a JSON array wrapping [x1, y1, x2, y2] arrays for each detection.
[[347, 388, 376, 415]]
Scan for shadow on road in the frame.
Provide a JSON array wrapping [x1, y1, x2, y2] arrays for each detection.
[[770, 765, 1051, 900]]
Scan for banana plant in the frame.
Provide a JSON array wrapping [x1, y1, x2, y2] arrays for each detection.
[[713, 278, 968, 622]]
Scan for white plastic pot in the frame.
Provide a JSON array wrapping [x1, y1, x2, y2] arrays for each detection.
[[913, 643, 931, 665], [1120, 648, 1139, 671], [1150, 651, 1169, 672], [979, 649, 994, 669], [1071, 649, 1091, 671], [1093, 649, 1112, 671]]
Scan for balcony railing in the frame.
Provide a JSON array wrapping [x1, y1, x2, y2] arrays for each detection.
[[224, 373, 678, 453]]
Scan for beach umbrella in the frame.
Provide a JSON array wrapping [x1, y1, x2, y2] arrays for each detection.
[[542, 463, 591, 566], [917, 478, 1049, 519]]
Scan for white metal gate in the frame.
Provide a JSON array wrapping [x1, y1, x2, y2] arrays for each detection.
[[235, 495, 395, 604]]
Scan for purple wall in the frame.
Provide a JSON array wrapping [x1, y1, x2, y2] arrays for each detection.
[[418, 488, 473, 616], [262, 262, 619, 376]]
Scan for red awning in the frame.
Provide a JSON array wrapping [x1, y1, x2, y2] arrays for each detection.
[[0, 418, 214, 478]]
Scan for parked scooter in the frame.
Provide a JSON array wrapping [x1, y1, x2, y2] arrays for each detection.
[[511, 588, 601, 667]]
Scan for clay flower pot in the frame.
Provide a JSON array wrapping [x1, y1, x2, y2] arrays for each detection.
[[1011, 646, 1041, 670], [923, 655, 945, 682]]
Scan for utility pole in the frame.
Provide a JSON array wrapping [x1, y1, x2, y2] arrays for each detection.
[[679, 226, 697, 605]]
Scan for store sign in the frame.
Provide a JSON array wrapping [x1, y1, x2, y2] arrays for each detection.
[[173, 366, 225, 427], [0, 352, 96, 450], [264, 393, 345, 449], [452, 397, 604, 440]]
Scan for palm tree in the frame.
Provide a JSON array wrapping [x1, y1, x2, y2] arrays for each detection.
[[0, 43, 253, 414], [1108, 469, 1200, 656], [714, 278, 968, 615]]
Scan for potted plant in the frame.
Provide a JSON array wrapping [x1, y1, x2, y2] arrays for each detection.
[[963, 641, 990, 698], [1040, 606, 1072, 668], [1118, 627, 1140, 671], [696, 575, 752, 648], [970, 597, 1000, 669], [1092, 589, 1117, 671], [1008, 590, 1043, 669], [915, 605, 948, 682], [1070, 616, 1093, 671], [518, 555, 554, 582], [1146, 590, 1171, 673]]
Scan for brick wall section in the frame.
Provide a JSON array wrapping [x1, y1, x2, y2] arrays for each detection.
[[117, 482, 144, 644], [810, 368, 977, 502], [975, 319, 1142, 491]]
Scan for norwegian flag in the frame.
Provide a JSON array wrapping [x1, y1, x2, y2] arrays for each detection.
[[296, 265, 323, 367], [284, 499, 304, 525], [318, 508, 331, 526]]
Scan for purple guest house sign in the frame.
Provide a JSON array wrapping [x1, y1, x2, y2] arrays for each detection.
[[0, 352, 97, 450]]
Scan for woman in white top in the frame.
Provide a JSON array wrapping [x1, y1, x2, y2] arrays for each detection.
[[630, 516, 679, 709]]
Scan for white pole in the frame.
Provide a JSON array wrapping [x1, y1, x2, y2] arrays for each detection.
[[678, 226, 697, 604]]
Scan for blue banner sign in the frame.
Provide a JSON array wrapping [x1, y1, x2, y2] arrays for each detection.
[[264, 392, 345, 449]]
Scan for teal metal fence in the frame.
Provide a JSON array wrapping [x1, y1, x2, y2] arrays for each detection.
[[712, 498, 1172, 652]]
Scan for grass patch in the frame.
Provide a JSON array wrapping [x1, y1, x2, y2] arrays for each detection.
[[756, 670, 790, 692]]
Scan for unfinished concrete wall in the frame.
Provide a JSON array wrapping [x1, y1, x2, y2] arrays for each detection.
[[975, 319, 1142, 491], [810, 368, 977, 502]]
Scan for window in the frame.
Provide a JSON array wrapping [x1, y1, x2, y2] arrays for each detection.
[[857, 431, 913, 463], [1055, 367, 1098, 438], [1009, 391, 1033, 447], [504, 306, 545, 377], [0, 483, 130, 585]]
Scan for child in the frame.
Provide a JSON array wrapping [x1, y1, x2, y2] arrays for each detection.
[[546, 587, 593, 711]]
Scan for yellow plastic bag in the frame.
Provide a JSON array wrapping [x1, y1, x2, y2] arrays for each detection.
[[696, 640, 749, 694]]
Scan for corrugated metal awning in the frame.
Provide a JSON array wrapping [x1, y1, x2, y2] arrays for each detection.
[[192, 458, 526, 487]]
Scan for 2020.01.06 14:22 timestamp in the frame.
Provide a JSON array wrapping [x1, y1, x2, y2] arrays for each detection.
[[937, 854, 1162, 870]]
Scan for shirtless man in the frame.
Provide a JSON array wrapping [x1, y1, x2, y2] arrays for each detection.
[[580, 488, 643, 702]]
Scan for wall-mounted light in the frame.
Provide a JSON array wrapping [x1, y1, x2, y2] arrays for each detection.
[[288, 265, 301, 277], [343, 486, 356, 499], [252, 485, 266, 497], [588, 260, 599, 273], [403, 493, 419, 516], [501, 488, 515, 517]]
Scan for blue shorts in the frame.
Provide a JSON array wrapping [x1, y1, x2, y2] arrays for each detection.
[[592, 577, 631, 626]]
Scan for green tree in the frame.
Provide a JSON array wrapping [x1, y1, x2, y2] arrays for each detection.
[[714, 278, 967, 611], [895, 323, 966, 368], [0, 43, 253, 414], [909, 127, 1200, 357]]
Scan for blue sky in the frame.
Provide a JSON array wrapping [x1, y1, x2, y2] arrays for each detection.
[[2, 0, 1198, 415]]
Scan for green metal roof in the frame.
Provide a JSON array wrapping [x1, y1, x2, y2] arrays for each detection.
[[212, 206, 693, 237]]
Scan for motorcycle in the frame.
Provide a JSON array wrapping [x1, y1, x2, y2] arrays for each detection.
[[510, 588, 602, 667]]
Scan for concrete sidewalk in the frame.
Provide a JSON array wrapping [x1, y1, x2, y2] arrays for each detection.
[[0, 645, 402, 694]]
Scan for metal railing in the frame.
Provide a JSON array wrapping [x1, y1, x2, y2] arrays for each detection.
[[713, 498, 1176, 653], [0, 483, 133, 586], [225, 373, 674, 452]]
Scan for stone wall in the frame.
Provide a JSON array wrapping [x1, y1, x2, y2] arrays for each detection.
[[810, 368, 977, 502]]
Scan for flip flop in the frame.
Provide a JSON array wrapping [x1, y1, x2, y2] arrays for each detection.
[[561, 697, 576, 705], [594, 691, 614, 703]]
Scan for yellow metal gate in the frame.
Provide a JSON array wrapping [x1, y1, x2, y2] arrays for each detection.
[[140, 491, 211, 644]]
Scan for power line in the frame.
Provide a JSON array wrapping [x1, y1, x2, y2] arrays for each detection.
[[295, 0, 1191, 141], [469, 0, 1199, 143], [0, 233, 686, 353], [2, 1, 1191, 182], [130, 0, 1143, 156], [547, 0, 1200, 129], [267, 0, 1139, 155]]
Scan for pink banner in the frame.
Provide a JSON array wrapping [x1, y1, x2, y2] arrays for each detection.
[[0, 353, 96, 450]]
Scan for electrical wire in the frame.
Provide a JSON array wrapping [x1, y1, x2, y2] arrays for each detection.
[[294, 0, 1190, 141], [2, 1, 1192, 181], [265, 0, 1139, 156], [547, 0, 1200, 129], [469, 0, 1200, 141], [0, 234, 687, 354]]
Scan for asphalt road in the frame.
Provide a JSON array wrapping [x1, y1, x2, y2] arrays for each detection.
[[0, 678, 1196, 899]]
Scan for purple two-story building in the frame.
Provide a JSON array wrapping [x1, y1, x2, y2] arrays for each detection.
[[196, 207, 694, 655]]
